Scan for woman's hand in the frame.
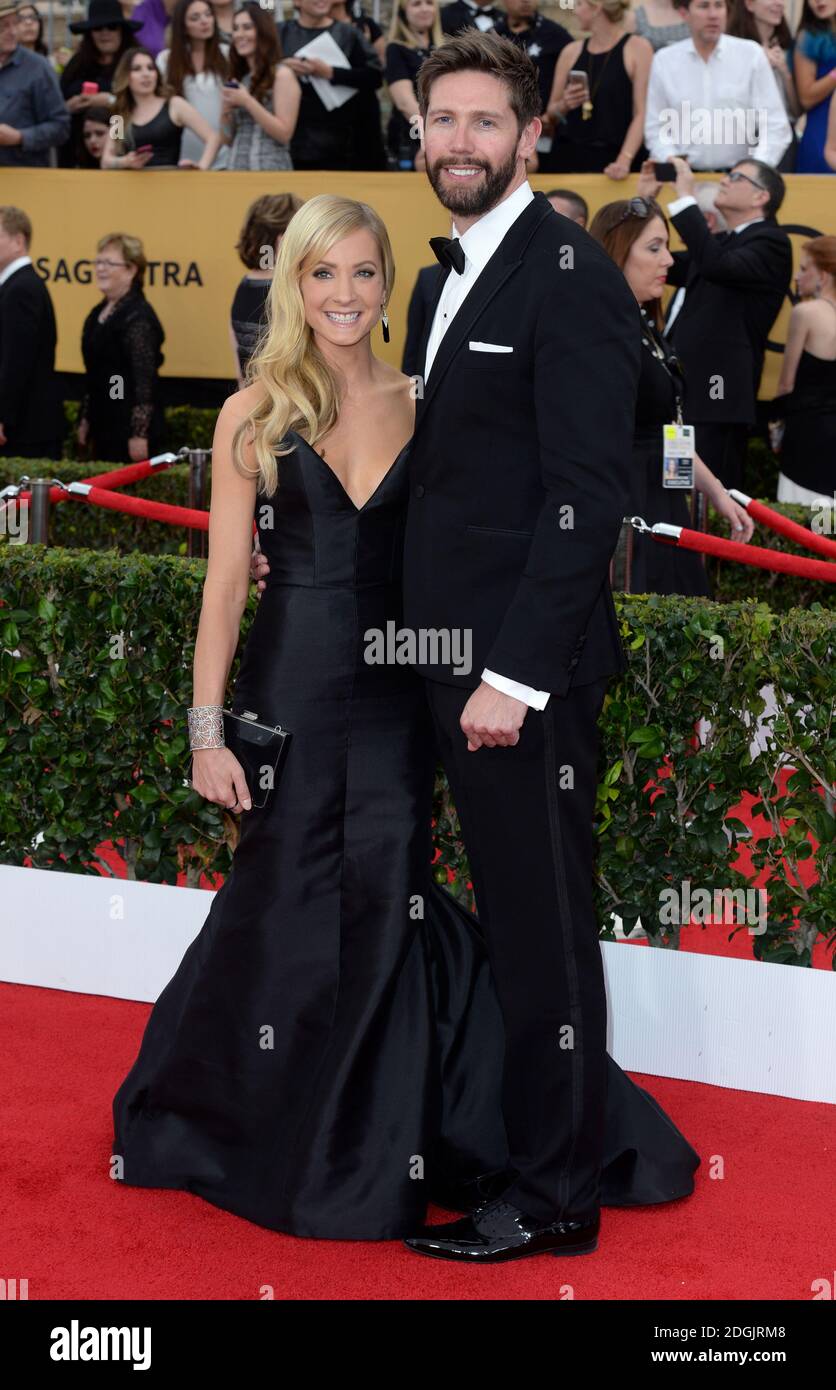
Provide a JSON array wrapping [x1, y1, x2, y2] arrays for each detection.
[[128, 435, 148, 462], [122, 149, 154, 168], [604, 153, 632, 180], [562, 79, 587, 112], [177, 158, 198, 168], [764, 42, 787, 73], [712, 490, 755, 542], [221, 83, 250, 111], [191, 747, 252, 813], [249, 540, 270, 592]]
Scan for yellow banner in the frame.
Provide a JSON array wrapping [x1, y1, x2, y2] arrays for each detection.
[[3, 169, 833, 397]]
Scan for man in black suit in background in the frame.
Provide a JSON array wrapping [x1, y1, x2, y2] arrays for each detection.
[[658, 156, 792, 492], [402, 32, 642, 1262], [402, 263, 443, 377], [440, 0, 504, 37], [494, 0, 571, 117], [0, 205, 65, 460]]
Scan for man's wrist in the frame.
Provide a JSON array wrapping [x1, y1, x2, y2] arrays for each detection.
[[668, 193, 698, 217], [481, 668, 550, 710]]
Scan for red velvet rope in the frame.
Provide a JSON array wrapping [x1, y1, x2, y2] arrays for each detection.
[[742, 497, 836, 560], [73, 485, 211, 531], [13, 457, 173, 507], [664, 526, 836, 582], [7, 460, 834, 578]]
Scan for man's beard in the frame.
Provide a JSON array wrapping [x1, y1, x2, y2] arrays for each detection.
[[427, 147, 519, 219]]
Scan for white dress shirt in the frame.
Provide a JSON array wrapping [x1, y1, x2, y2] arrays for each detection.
[[664, 197, 764, 332], [645, 34, 792, 171], [0, 254, 31, 287], [423, 180, 550, 710]]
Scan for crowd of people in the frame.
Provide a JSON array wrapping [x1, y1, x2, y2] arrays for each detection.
[[1, 3, 834, 599], [1, 0, 835, 172]]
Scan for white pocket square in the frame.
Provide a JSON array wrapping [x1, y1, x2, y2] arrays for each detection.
[[468, 341, 514, 353]]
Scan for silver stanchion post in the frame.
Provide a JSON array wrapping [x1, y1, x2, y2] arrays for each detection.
[[27, 479, 53, 545], [690, 487, 708, 572], [187, 448, 211, 559]]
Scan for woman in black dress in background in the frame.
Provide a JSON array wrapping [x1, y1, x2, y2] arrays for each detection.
[[229, 192, 304, 388], [772, 235, 836, 506], [78, 232, 165, 464], [112, 194, 700, 1244], [542, 0, 652, 178], [590, 193, 754, 595], [384, 0, 439, 169]]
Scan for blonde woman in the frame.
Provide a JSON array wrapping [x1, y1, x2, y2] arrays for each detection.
[[111, 194, 465, 1241], [385, 0, 443, 168], [112, 191, 702, 1245], [543, 0, 652, 176]]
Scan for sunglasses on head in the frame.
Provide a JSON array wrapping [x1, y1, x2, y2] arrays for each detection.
[[613, 196, 657, 225]]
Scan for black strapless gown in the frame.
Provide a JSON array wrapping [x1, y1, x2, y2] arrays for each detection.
[[112, 430, 700, 1240]]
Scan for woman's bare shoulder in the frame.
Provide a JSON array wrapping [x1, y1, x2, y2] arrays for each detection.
[[220, 382, 267, 423]]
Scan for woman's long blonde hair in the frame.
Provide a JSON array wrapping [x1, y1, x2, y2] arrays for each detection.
[[232, 194, 395, 497]]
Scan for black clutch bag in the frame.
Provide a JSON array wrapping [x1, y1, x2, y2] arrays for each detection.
[[221, 708, 290, 810]]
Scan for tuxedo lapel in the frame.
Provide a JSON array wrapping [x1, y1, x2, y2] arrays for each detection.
[[414, 192, 554, 435]]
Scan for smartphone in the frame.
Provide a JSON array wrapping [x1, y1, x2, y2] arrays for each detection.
[[223, 79, 240, 88], [653, 161, 678, 182], [567, 69, 590, 92], [135, 144, 154, 153], [81, 80, 99, 95]]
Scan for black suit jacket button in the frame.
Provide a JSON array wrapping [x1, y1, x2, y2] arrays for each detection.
[[415, 484, 425, 498]]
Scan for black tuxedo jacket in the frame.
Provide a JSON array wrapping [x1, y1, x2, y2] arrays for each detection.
[[667, 207, 792, 427], [403, 190, 641, 698], [0, 263, 65, 450]]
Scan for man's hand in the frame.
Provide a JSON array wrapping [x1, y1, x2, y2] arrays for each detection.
[[637, 157, 662, 199], [0, 124, 23, 146], [460, 682, 528, 752], [249, 540, 270, 593], [670, 155, 696, 200]]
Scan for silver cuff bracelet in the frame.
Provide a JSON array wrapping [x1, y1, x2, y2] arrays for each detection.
[[188, 705, 225, 750]]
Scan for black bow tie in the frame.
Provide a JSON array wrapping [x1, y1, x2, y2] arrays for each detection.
[[429, 235, 466, 275]]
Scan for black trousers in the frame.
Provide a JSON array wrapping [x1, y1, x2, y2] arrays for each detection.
[[694, 422, 750, 493], [424, 674, 611, 1224]]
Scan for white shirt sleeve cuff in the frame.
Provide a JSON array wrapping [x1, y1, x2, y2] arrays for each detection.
[[668, 194, 698, 217], [482, 669, 550, 710]]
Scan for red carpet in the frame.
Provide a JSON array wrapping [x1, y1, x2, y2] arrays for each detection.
[[2, 979, 832, 1301]]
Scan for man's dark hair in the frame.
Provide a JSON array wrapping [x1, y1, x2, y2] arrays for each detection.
[[545, 188, 590, 224], [738, 159, 785, 219], [416, 30, 542, 136]]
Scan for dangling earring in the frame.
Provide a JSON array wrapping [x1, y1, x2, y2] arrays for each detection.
[[380, 303, 390, 343]]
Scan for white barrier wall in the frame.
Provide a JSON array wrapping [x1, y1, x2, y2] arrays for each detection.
[[1, 863, 833, 1104]]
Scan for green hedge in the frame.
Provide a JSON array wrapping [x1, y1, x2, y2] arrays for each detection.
[[2, 447, 830, 611], [1, 546, 833, 965]]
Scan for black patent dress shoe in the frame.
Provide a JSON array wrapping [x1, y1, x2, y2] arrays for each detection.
[[404, 1197, 600, 1263], [428, 1169, 514, 1213]]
